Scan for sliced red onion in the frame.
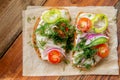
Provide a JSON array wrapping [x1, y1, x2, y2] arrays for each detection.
[[85, 33, 109, 45], [85, 33, 98, 39], [43, 46, 66, 57], [76, 33, 88, 43], [81, 58, 86, 64]]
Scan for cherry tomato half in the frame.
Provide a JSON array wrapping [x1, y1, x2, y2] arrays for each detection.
[[77, 18, 92, 32], [48, 50, 62, 64], [95, 44, 109, 58]]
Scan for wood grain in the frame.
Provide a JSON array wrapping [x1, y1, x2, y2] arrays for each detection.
[[45, 0, 118, 6], [0, 0, 31, 58], [0, 0, 120, 80], [0, 0, 47, 58]]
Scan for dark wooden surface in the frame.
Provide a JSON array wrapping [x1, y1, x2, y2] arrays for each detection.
[[0, 0, 120, 80]]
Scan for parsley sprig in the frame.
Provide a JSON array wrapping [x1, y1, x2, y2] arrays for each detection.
[[74, 38, 97, 59], [73, 38, 97, 69]]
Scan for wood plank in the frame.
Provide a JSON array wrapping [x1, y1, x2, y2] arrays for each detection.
[[0, 34, 22, 79], [45, 0, 118, 6], [57, 76, 83, 80], [82, 75, 96, 80], [0, 0, 47, 58], [0, 0, 32, 58], [109, 76, 119, 80], [0, 34, 59, 80], [30, 0, 47, 6], [0, 0, 119, 80]]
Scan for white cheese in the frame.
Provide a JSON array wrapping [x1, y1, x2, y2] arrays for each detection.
[[84, 58, 94, 66], [78, 13, 95, 20], [73, 51, 83, 64], [36, 33, 64, 60], [94, 55, 102, 64], [60, 10, 68, 19], [75, 34, 82, 44], [94, 19, 106, 28]]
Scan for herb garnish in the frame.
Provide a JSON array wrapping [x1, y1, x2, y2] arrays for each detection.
[[88, 14, 91, 17], [83, 64, 91, 69], [74, 38, 97, 59], [35, 23, 52, 36], [37, 40, 47, 49], [35, 18, 75, 52], [73, 38, 98, 69], [63, 58, 70, 64], [32, 16, 36, 20], [27, 17, 31, 23], [27, 16, 36, 23]]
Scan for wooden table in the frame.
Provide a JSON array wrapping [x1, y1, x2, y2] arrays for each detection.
[[0, 0, 120, 79]]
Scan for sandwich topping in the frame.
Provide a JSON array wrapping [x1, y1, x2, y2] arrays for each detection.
[[42, 9, 61, 23], [76, 17, 92, 32], [92, 14, 108, 33]]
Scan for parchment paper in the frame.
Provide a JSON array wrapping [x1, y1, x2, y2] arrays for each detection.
[[23, 6, 119, 76]]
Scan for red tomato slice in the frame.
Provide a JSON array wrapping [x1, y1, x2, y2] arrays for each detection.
[[77, 18, 91, 32], [48, 50, 62, 64], [95, 44, 109, 58]]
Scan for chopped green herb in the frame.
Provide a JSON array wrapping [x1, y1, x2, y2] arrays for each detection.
[[63, 58, 70, 64], [65, 33, 74, 53], [63, 59, 70, 71], [73, 52, 84, 65], [48, 32, 67, 44], [83, 48, 97, 59], [88, 14, 91, 17], [83, 64, 91, 69], [35, 23, 52, 36], [27, 17, 31, 23], [39, 40, 47, 47], [74, 38, 86, 51], [32, 16, 36, 20], [35, 18, 75, 52], [37, 40, 47, 49], [74, 38, 97, 59], [73, 37, 98, 69], [27, 41, 32, 46]]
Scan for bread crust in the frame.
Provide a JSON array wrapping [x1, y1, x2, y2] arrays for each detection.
[[32, 17, 41, 59], [32, 8, 71, 59]]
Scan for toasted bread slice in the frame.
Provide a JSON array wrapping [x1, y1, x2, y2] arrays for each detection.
[[32, 8, 71, 60], [72, 12, 109, 70]]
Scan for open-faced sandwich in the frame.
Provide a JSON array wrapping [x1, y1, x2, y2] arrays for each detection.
[[32, 8, 74, 64], [72, 12, 110, 70]]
